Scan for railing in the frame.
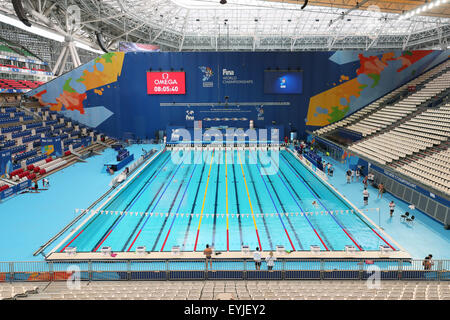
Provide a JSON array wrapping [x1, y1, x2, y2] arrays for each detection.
[[0, 259, 448, 282]]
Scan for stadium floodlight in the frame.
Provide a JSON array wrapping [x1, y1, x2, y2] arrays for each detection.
[[397, 0, 449, 20]]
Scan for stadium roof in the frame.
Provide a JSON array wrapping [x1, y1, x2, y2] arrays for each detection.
[[0, 0, 449, 51]]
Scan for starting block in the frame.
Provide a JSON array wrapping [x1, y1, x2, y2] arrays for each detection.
[[241, 245, 250, 254], [345, 245, 356, 253], [64, 247, 77, 256], [380, 245, 393, 253], [171, 245, 181, 255], [101, 246, 112, 256], [310, 245, 321, 253], [276, 245, 285, 254], [136, 246, 146, 255]]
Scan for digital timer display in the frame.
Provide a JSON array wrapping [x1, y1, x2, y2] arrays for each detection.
[[147, 71, 186, 95]]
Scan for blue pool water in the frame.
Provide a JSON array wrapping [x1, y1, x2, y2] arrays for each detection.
[[1, 144, 449, 261], [58, 149, 396, 253]]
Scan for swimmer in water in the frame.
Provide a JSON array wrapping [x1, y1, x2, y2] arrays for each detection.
[[312, 201, 319, 208]]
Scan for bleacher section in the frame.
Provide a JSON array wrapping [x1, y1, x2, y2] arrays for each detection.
[[345, 68, 450, 137], [12, 281, 450, 301], [312, 59, 450, 199], [0, 103, 116, 196], [349, 103, 450, 165], [0, 79, 44, 90], [314, 60, 450, 137], [395, 145, 450, 195]]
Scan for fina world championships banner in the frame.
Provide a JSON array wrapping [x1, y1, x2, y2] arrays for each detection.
[[25, 50, 450, 140], [41, 137, 62, 157], [0, 150, 13, 177]]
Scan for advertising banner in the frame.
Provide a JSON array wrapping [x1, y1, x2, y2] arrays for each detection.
[[0, 150, 13, 177], [41, 137, 62, 157], [119, 42, 160, 52]]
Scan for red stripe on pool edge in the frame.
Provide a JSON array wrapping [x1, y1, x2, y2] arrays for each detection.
[[284, 228, 296, 251], [371, 228, 396, 251], [127, 230, 142, 252], [193, 229, 200, 251], [160, 229, 171, 252], [93, 228, 115, 252], [342, 228, 363, 251], [313, 229, 329, 251], [255, 229, 262, 251], [60, 229, 85, 252]]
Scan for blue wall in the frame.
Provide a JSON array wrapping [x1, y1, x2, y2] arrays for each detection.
[[28, 50, 450, 140]]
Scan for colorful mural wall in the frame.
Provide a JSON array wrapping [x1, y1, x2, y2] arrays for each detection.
[[26, 50, 449, 139]]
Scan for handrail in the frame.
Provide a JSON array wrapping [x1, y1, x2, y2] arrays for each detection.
[[1, 258, 449, 282]]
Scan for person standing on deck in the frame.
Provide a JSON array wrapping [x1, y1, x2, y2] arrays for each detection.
[[389, 201, 395, 217], [265, 251, 276, 271], [363, 188, 369, 206], [254, 247, 262, 270], [363, 176, 368, 188], [203, 244, 213, 270], [346, 170, 352, 184], [377, 183, 384, 199]]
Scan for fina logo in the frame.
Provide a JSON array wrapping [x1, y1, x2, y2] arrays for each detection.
[[222, 68, 235, 76], [200, 66, 214, 88], [199, 66, 213, 81], [186, 110, 194, 121]]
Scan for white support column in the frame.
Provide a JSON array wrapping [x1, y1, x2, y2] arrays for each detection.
[[52, 45, 68, 75]]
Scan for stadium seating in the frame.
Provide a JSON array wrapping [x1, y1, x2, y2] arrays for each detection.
[[395, 146, 450, 195], [0, 284, 39, 300], [0, 79, 45, 90], [314, 60, 450, 137], [345, 69, 450, 137], [0, 104, 116, 188], [349, 103, 450, 166], [11, 281, 450, 301]]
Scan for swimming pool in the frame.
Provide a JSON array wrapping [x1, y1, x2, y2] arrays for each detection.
[[55, 148, 396, 253]]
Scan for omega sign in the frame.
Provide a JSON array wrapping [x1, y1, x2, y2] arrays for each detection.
[[147, 71, 186, 95]]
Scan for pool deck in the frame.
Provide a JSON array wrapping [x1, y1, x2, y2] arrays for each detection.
[[46, 249, 411, 261]]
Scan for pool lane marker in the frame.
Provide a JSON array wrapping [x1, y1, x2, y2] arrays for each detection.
[[225, 150, 229, 251], [151, 161, 191, 252], [285, 150, 396, 251], [247, 151, 296, 251], [94, 153, 175, 252], [211, 151, 221, 248], [193, 149, 215, 252], [59, 149, 170, 253], [231, 155, 244, 248], [245, 159, 274, 251], [237, 150, 262, 251], [160, 152, 201, 252], [181, 158, 207, 251], [126, 153, 187, 252], [281, 151, 364, 251], [269, 152, 331, 251], [91, 153, 173, 252]]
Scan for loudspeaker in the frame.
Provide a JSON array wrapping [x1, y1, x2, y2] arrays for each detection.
[[12, 0, 32, 27], [95, 31, 109, 53], [301, 0, 308, 10]]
